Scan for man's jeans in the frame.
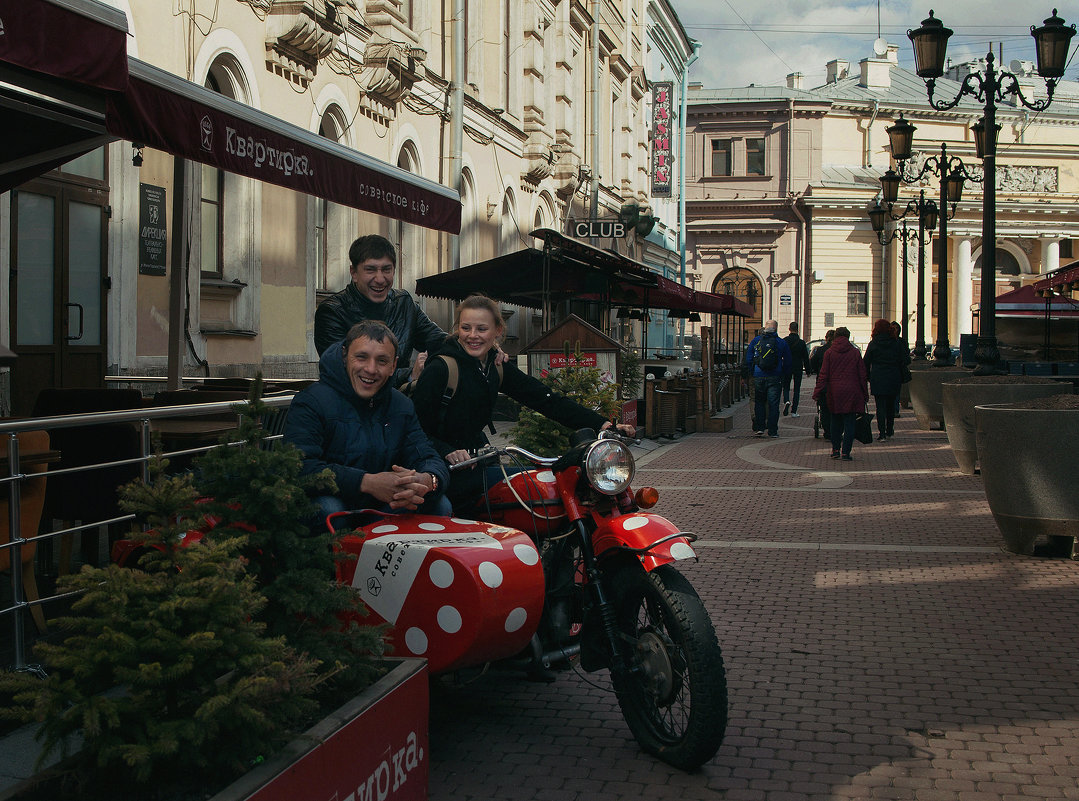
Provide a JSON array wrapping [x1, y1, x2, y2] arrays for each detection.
[[753, 375, 783, 435], [783, 371, 803, 413]]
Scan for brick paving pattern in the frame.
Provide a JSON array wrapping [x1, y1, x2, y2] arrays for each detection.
[[428, 386, 1079, 801]]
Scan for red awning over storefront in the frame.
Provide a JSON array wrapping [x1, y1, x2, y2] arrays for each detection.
[[994, 284, 1079, 318], [107, 59, 462, 233]]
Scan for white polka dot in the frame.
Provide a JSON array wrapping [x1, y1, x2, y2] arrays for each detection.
[[514, 543, 539, 565], [429, 560, 454, 588], [437, 606, 462, 634], [419, 522, 446, 531], [404, 627, 428, 654], [478, 561, 503, 588], [450, 517, 475, 525], [670, 542, 696, 560], [505, 608, 527, 632], [536, 471, 556, 483], [623, 516, 649, 530], [371, 524, 399, 534]]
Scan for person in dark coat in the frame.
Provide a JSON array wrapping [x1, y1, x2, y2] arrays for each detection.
[[782, 321, 811, 417], [313, 235, 448, 386], [410, 294, 634, 511], [812, 326, 868, 460], [284, 320, 451, 525], [890, 320, 910, 418], [807, 329, 835, 438], [863, 318, 910, 440]]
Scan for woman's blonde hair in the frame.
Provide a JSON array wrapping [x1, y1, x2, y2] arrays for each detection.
[[452, 294, 505, 339]]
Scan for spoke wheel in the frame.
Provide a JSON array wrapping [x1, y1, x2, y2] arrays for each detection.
[[608, 564, 728, 770]]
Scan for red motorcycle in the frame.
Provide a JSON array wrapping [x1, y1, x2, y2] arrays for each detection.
[[331, 428, 728, 770]]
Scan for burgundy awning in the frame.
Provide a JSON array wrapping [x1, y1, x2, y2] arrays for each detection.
[[0, 0, 129, 91], [0, 0, 127, 190], [415, 240, 752, 317], [107, 59, 461, 234]]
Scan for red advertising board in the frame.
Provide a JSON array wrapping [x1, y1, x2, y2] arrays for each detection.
[[621, 399, 638, 428], [549, 353, 598, 368], [243, 660, 429, 801]]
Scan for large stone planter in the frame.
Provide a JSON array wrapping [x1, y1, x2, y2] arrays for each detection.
[[907, 365, 967, 430], [940, 377, 1064, 474], [975, 398, 1079, 556]]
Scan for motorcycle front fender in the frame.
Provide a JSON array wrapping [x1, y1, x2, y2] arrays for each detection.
[[590, 512, 697, 572]]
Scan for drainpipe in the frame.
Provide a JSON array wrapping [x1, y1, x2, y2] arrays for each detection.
[[678, 39, 701, 350], [589, 0, 600, 232], [790, 192, 807, 336], [448, 0, 464, 271], [865, 99, 878, 168]]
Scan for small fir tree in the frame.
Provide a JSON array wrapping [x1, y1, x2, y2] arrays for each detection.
[[189, 378, 386, 697], [509, 358, 621, 456]]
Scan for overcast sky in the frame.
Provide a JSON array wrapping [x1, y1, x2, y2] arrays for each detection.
[[674, 1, 1079, 90]]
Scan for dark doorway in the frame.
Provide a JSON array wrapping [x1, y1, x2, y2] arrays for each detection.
[[9, 163, 110, 416]]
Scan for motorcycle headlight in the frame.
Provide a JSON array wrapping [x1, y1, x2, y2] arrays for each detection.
[[584, 440, 635, 495]]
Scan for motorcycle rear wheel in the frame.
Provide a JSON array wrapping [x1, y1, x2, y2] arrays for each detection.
[[607, 563, 728, 770]]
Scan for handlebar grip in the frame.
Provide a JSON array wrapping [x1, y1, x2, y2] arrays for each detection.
[[448, 447, 499, 471]]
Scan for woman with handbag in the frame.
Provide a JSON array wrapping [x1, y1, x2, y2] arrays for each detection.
[[812, 326, 868, 461], [863, 318, 911, 441]]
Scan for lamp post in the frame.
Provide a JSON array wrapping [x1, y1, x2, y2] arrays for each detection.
[[907, 8, 1075, 373], [868, 207, 921, 345], [872, 190, 938, 359], [882, 118, 983, 365]]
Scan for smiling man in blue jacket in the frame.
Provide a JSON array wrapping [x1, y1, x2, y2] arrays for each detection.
[[284, 320, 451, 527]]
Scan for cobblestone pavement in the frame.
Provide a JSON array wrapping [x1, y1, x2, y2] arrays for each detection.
[[428, 387, 1079, 801]]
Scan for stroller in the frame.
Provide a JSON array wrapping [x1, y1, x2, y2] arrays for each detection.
[[813, 393, 830, 439]]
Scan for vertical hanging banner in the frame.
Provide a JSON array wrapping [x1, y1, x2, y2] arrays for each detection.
[[651, 81, 674, 198]]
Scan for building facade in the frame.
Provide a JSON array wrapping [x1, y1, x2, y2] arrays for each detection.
[[2, 0, 692, 415], [685, 40, 1079, 354]]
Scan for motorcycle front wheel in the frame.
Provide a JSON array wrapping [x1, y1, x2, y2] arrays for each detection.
[[607, 563, 728, 771]]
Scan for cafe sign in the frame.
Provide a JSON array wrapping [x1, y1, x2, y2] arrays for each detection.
[[650, 81, 674, 198]]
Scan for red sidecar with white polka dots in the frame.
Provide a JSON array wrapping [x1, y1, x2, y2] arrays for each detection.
[[333, 514, 546, 674]]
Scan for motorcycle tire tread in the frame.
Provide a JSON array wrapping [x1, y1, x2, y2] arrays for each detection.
[[607, 564, 729, 771]]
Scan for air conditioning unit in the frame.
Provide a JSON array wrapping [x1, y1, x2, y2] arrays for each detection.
[[812, 270, 824, 282]]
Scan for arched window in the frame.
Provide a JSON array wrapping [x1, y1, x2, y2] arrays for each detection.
[[391, 142, 424, 291], [313, 106, 349, 291], [499, 190, 520, 255], [716, 267, 762, 328]]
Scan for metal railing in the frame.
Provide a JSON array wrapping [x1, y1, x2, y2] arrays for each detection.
[[2, 395, 294, 670]]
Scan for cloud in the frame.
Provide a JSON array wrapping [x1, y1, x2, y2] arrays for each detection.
[[676, 2, 1078, 90]]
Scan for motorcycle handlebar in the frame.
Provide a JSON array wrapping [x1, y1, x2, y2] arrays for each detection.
[[448, 429, 640, 472]]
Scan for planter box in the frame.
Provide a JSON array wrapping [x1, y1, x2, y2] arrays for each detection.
[[0, 658, 429, 801], [975, 402, 1079, 556], [215, 658, 429, 801]]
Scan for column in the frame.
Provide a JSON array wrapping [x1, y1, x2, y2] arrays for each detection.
[[1041, 237, 1060, 278], [955, 238, 974, 335]]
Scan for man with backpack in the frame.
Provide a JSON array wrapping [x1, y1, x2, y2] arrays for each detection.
[[743, 320, 792, 438]]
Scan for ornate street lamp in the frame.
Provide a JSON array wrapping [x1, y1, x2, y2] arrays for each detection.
[[908, 8, 1075, 373], [869, 191, 937, 359], [883, 113, 984, 364], [869, 202, 922, 349]]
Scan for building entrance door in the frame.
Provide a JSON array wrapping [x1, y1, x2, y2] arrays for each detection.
[[9, 175, 109, 416]]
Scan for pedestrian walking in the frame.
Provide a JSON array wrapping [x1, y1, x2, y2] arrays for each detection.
[[863, 318, 910, 441], [743, 320, 792, 438], [782, 321, 810, 417], [812, 326, 868, 460]]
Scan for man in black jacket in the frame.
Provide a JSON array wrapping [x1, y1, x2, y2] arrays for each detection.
[[782, 321, 811, 417], [314, 235, 446, 389]]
